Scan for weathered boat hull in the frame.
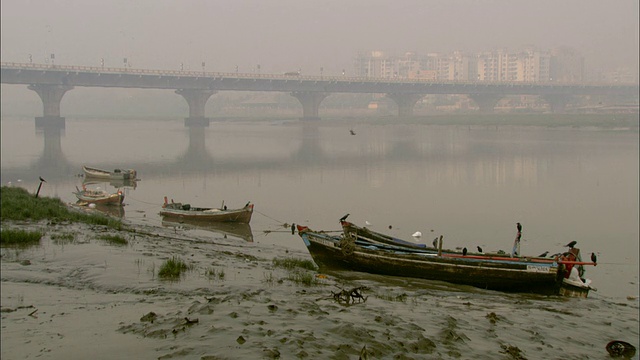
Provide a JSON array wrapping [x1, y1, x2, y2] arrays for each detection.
[[299, 228, 564, 294], [74, 191, 124, 206], [83, 165, 137, 180], [160, 203, 254, 223]]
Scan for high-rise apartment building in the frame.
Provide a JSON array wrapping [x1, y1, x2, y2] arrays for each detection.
[[354, 47, 583, 83]]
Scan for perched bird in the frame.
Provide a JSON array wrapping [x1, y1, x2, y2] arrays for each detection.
[[388, 225, 393, 229], [564, 241, 577, 248], [39, 176, 47, 183], [538, 251, 549, 258], [462, 247, 468, 256], [516, 222, 522, 233], [412, 231, 422, 238], [349, 129, 356, 135], [339, 213, 350, 222], [477, 246, 483, 253], [291, 223, 295, 235], [591, 252, 597, 263], [432, 237, 438, 248]]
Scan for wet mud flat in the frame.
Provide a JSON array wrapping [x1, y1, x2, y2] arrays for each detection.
[[1, 219, 638, 359]]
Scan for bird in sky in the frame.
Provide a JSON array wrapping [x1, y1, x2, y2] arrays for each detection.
[[538, 251, 549, 257], [462, 247, 468, 256], [477, 246, 483, 253], [339, 213, 350, 222], [591, 252, 597, 263], [39, 176, 46, 183], [349, 129, 356, 135], [564, 241, 577, 248], [365, 220, 372, 226]]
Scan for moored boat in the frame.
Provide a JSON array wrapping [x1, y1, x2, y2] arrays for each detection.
[[83, 165, 137, 180], [297, 218, 597, 296], [73, 186, 124, 206], [159, 197, 254, 223]]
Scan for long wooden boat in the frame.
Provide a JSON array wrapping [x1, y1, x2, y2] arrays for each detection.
[[73, 186, 124, 206], [297, 220, 596, 296], [83, 165, 137, 180], [159, 197, 254, 223], [162, 218, 254, 242]]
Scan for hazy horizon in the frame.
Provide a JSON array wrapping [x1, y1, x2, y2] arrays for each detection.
[[1, 0, 638, 76]]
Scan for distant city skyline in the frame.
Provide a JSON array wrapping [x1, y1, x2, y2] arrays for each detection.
[[1, 0, 638, 76]]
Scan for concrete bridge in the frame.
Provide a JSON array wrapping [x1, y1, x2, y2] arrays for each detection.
[[1, 62, 638, 124]]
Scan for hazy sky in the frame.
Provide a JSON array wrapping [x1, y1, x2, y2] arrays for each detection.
[[1, 0, 638, 75]]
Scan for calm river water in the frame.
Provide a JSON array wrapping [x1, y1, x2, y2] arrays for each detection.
[[1, 116, 639, 358]]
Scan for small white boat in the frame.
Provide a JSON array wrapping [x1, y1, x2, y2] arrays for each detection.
[[83, 165, 137, 180], [74, 186, 124, 206]]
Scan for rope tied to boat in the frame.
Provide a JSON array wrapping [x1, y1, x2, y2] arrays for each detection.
[[339, 233, 356, 256]]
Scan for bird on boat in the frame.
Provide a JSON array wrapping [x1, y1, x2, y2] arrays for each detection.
[[462, 247, 468, 256], [349, 129, 356, 135], [516, 222, 522, 233], [412, 231, 422, 238], [245, 201, 251, 207], [39, 176, 46, 183], [432, 237, 438, 248], [564, 241, 577, 248], [339, 213, 350, 222], [538, 251, 549, 258], [477, 246, 483, 253], [591, 252, 597, 263]]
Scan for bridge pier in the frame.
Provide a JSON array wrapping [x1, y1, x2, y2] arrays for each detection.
[[385, 93, 424, 117], [290, 91, 329, 120], [176, 89, 217, 126], [28, 84, 73, 126], [468, 93, 503, 114], [541, 94, 572, 113]]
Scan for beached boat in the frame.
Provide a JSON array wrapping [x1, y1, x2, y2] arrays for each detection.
[[297, 219, 596, 296], [159, 197, 254, 223], [73, 186, 124, 206], [83, 165, 137, 180], [162, 218, 254, 242]]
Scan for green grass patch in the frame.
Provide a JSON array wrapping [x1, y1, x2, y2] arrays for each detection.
[[205, 266, 225, 280], [97, 234, 128, 246], [272, 257, 318, 271], [0, 186, 122, 230], [158, 256, 192, 279], [51, 231, 76, 245], [286, 270, 320, 286], [0, 228, 43, 246]]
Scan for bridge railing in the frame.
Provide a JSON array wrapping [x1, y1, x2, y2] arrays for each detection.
[[1, 62, 636, 88]]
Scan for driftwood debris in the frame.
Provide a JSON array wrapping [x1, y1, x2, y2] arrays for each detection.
[[331, 286, 369, 305]]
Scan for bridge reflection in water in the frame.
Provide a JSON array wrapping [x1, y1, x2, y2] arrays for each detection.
[[1, 116, 556, 192]]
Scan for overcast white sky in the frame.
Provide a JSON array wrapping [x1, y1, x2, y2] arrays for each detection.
[[1, 0, 638, 75]]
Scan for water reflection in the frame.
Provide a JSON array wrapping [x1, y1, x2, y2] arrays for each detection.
[[3, 118, 560, 189], [83, 178, 138, 190], [161, 218, 254, 242], [33, 121, 74, 179]]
